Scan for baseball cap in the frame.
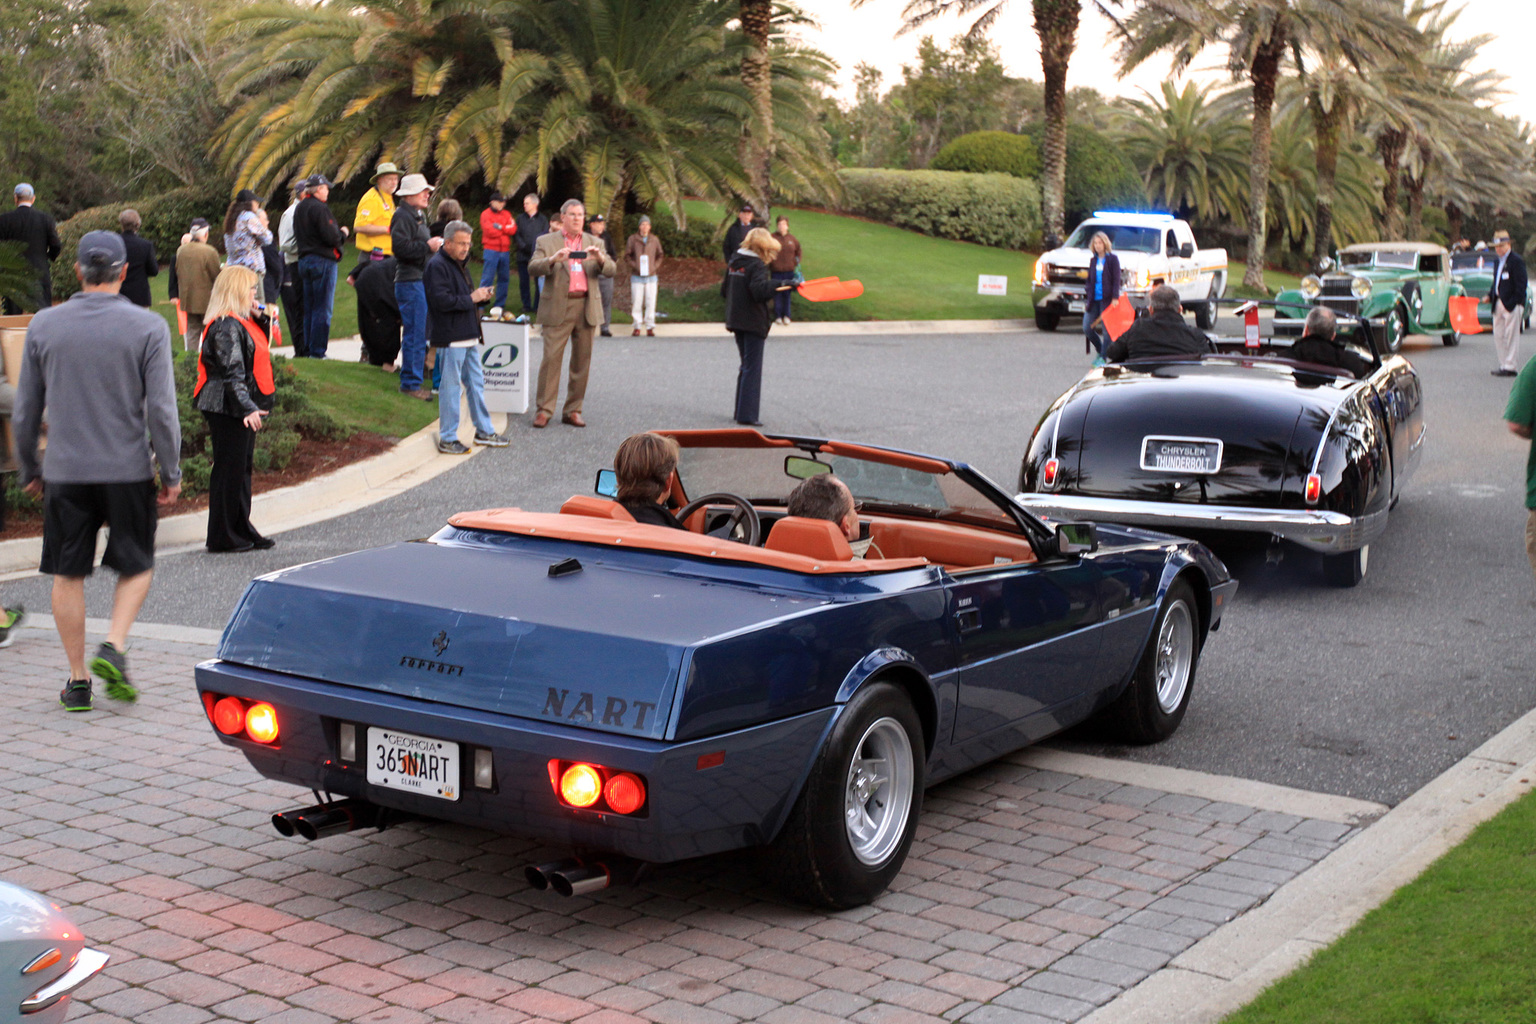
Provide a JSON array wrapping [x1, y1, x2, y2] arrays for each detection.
[[77, 230, 127, 269], [395, 173, 434, 197], [739, 202, 754, 213], [489, 191, 506, 203], [1493, 230, 1512, 243], [589, 214, 605, 223], [306, 174, 332, 190], [14, 183, 35, 200], [372, 162, 401, 180], [189, 217, 210, 232]]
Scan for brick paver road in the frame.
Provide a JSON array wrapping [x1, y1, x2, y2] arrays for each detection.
[[2, 630, 1360, 1024]]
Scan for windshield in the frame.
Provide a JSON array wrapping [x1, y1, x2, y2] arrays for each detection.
[[1339, 250, 1417, 270], [674, 446, 1020, 532], [1450, 253, 1494, 272], [1064, 223, 1161, 254]]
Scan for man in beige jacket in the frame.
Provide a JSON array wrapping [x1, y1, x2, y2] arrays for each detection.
[[528, 198, 615, 427]]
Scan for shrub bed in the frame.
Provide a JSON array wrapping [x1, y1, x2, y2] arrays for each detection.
[[931, 131, 1042, 180], [835, 169, 1041, 250]]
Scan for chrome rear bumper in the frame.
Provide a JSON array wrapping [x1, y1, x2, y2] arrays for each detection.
[[1017, 493, 1387, 554]]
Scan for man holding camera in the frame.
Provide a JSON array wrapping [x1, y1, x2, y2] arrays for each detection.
[[527, 199, 615, 428]]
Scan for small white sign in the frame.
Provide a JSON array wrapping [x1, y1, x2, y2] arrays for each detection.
[[978, 275, 1008, 296], [637, 254, 649, 277], [479, 321, 529, 414]]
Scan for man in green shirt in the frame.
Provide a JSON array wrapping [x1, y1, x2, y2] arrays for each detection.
[[1505, 356, 1536, 576]]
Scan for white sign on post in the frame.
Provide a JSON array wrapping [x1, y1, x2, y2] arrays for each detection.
[[479, 320, 529, 415], [978, 275, 1008, 296]]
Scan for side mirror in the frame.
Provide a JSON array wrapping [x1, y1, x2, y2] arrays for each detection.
[[1055, 522, 1098, 556], [784, 455, 832, 480], [1178, 242, 1194, 258], [594, 468, 618, 498]]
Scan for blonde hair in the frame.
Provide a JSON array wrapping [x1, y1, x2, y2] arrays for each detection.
[[205, 265, 259, 323], [742, 227, 781, 262], [1091, 231, 1112, 254]]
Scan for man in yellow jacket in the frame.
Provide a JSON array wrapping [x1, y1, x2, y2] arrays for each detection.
[[353, 162, 400, 256]]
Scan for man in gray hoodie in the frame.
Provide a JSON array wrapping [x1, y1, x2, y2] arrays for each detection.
[[13, 230, 182, 712]]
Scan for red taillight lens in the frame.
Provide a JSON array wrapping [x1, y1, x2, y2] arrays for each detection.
[[245, 702, 279, 744], [213, 696, 246, 735], [1042, 458, 1061, 489], [559, 763, 603, 808], [1304, 473, 1322, 505], [201, 691, 217, 721], [603, 773, 646, 815]]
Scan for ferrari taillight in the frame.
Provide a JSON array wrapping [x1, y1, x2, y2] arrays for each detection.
[[213, 696, 246, 735], [1042, 458, 1061, 489], [548, 760, 648, 815], [1304, 473, 1322, 505], [204, 693, 280, 745]]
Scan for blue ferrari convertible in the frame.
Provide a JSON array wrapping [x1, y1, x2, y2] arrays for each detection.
[[196, 430, 1236, 907]]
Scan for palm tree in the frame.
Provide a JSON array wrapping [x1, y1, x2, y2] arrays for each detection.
[[850, 0, 1124, 247], [1121, 0, 1408, 291], [739, 0, 773, 216], [1113, 81, 1248, 222]]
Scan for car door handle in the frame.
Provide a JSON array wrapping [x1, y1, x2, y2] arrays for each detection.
[[954, 608, 982, 635]]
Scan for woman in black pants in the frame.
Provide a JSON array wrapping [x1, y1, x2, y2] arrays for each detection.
[[723, 227, 784, 426], [195, 265, 277, 553]]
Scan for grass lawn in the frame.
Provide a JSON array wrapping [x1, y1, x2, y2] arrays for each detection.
[[285, 356, 441, 439], [1223, 787, 1536, 1024]]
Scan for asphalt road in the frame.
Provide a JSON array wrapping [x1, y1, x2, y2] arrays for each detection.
[[5, 322, 1533, 806]]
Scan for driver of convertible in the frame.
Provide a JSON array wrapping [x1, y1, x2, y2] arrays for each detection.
[[1290, 306, 1369, 378], [786, 473, 877, 558], [614, 431, 686, 529], [1103, 285, 1212, 363]]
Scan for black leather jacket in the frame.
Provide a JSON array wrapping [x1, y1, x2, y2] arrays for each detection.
[[195, 316, 274, 416]]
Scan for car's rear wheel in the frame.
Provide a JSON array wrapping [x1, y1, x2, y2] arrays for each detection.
[[1098, 580, 1200, 744], [1386, 307, 1407, 353], [1194, 281, 1219, 330], [1323, 545, 1369, 587], [1442, 331, 1460, 346], [766, 682, 923, 909], [1036, 311, 1061, 332]]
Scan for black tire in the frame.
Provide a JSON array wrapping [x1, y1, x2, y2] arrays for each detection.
[[1035, 311, 1061, 332], [1323, 545, 1369, 587], [1385, 306, 1407, 353], [1442, 331, 1460, 347], [1098, 580, 1200, 744], [1194, 281, 1219, 331], [766, 681, 924, 909]]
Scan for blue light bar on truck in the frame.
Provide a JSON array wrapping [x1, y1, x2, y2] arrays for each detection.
[[1093, 210, 1174, 221]]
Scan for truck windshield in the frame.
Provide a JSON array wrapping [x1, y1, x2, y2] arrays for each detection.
[[1064, 224, 1161, 254]]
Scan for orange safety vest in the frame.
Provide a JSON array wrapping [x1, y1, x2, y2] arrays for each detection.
[[195, 315, 275, 402]]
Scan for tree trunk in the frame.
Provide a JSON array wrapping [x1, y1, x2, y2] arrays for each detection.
[[1377, 127, 1406, 239], [1404, 139, 1431, 239], [1309, 94, 1344, 268], [1034, 0, 1079, 249], [739, 0, 774, 219], [1244, 32, 1285, 292], [1445, 201, 1464, 245]]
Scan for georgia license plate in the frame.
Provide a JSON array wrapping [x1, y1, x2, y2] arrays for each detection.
[[1068, 300, 1085, 313], [1141, 436, 1223, 474], [367, 727, 460, 801]]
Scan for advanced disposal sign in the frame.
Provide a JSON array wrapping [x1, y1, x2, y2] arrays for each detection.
[[479, 320, 529, 414], [1141, 435, 1223, 474]]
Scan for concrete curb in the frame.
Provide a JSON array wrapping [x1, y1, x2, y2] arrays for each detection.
[[608, 318, 1039, 337], [1081, 705, 1536, 1024], [0, 410, 504, 577]]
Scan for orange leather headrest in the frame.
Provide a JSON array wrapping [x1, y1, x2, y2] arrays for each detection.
[[559, 496, 636, 522], [763, 516, 853, 562]]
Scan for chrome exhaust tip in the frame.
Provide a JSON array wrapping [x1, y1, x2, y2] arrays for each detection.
[[548, 863, 611, 897], [525, 860, 579, 892], [273, 800, 381, 841]]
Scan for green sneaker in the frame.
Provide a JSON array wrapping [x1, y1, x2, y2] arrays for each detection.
[[0, 604, 24, 649], [90, 642, 137, 702], [59, 679, 92, 712]]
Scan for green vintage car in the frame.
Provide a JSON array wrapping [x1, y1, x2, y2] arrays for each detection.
[[1275, 242, 1466, 352], [1448, 250, 1532, 332]]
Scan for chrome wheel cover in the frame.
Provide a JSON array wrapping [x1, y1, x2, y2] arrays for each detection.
[[1359, 545, 1369, 576], [844, 717, 914, 867], [1389, 311, 1406, 351], [1154, 601, 1194, 714]]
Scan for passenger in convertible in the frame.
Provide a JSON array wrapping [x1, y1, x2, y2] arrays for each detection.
[[786, 473, 877, 558], [1103, 285, 1212, 363], [1289, 306, 1369, 378], [614, 432, 686, 529]]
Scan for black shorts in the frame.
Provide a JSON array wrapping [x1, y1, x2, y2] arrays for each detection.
[[40, 480, 158, 578]]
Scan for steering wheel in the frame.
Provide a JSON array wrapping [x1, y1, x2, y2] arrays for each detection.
[[675, 492, 761, 546]]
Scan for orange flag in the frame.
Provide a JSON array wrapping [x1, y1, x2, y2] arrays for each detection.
[[1448, 295, 1483, 335], [797, 279, 864, 302], [1101, 294, 1136, 341], [174, 298, 188, 337]]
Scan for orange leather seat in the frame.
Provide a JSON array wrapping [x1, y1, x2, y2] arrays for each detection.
[[559, 496, 636, 522], [763, 516, 853, 562]]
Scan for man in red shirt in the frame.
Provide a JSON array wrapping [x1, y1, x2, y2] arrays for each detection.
[[479, 192, 515, 309], [527, 199, 615, 428]]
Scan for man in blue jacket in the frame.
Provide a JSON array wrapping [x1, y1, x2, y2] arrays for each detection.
[[1489, 229, 1527, 377], [425, 220, 507, 453]]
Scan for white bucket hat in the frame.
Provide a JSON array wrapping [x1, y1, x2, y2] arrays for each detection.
[[395, 173, 435, 197]]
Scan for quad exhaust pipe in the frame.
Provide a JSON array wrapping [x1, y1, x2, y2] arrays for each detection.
[[272, 799, 383, 841], [524, 857, 640, 897]]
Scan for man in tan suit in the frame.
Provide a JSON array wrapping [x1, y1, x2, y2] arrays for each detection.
[[528, 198, 615, 427]]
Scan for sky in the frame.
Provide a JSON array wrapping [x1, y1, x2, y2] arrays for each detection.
[[794, 0, 1536, 129]]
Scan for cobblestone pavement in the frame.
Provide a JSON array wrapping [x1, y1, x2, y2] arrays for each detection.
[[4, 630, 1364, 1024]]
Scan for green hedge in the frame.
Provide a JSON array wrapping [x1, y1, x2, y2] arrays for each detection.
[[835, 169, 1042, 250], [931, 131, 1041, 180], [52, 181, 235, 301], [644, 216, 719, 261], [1019, 123, 1146, 229]]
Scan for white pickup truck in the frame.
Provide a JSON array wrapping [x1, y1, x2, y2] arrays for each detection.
[[1030, 212, 1229, 332]]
